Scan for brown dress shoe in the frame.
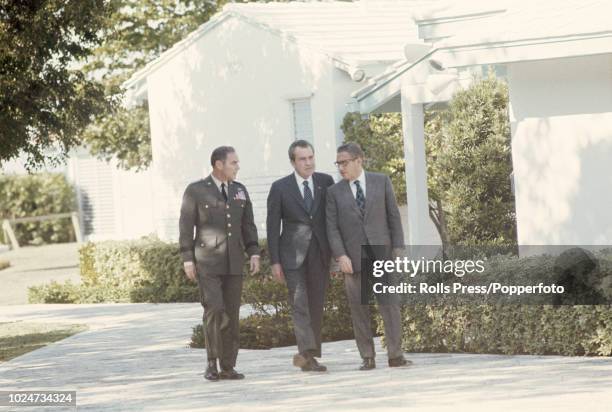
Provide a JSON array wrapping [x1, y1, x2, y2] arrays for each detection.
[[219, 368, 245, 380], [294, 352, 327, 372], [301, 356, 327, 372], [388, 356, 413, 367]]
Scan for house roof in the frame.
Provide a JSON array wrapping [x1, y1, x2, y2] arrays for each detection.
[[432, 0, 612, 48], [352, 0, 612, 108], [124, 0, 434, 90]]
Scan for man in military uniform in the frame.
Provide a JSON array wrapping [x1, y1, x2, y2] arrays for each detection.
[[179, 146, 260, 381]]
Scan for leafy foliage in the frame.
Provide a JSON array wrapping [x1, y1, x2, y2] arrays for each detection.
[[427, 75, 516, 246], [341, 112, 406, 204], [396, 304, 612, 356], [0, 0, 112, 169], [0, 173, 77, 245], [82, 0, 227, 170], [341, 75, 517, 246]]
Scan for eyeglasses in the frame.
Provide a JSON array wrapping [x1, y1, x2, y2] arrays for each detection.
[[334, 158, 356, 168]]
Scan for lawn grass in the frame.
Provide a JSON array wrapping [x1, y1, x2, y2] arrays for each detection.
[[0, 321, 88, 362]]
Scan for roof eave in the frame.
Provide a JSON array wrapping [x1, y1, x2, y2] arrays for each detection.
[[435, 32, 612, 68]]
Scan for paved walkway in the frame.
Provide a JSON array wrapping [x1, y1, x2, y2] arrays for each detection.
[[1, 303, 611, 411], [0, 243, 80, 305]]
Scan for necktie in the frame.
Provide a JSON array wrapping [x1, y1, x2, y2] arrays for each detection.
[[221, 182, 228, 202], [354, 180, 365, 214], [303, 181, 313, 212]]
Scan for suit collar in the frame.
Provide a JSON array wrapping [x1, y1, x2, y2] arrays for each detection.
[[364, 171, 376, 218]]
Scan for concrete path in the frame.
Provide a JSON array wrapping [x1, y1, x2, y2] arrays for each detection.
[[0, 243, 80, 305], [1, 303, 611, 411]]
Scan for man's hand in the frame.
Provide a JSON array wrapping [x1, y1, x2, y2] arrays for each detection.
[[184, 262, 197, 282], [249, 255, 261, 275], [337, 255, 353, 274], [271, 263, 285, 283]]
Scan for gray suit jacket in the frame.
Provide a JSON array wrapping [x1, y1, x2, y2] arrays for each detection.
[[179, 175, 259, 275], [326, 171, 404, 273], [266, 172, 334, 270]]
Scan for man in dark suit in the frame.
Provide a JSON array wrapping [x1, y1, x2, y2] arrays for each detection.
[[179, 146, 260, 381], [266, 140, 334, 372], [326, 142, 411, 371]]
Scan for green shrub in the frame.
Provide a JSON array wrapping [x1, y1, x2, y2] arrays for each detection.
[[0, 173, 76, 246], [28, 280, 81, 304], [0, 259, 9, 271], [387, 249, 612, 356], [397, 304, 612, 356], [78, 236, 199, 303], [190, 313, 296, 350], [27, 280, 129, 304]]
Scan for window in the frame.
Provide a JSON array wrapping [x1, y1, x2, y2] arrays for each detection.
[[291, 98, 313, 142]]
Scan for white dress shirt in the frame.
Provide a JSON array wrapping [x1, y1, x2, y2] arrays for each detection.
[[294, 171, 314, 200], [349, 169, 366, 199], [210, 174, 229, 196]]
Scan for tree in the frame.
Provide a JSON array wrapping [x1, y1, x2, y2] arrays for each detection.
[[340, 75, 517, 247], [82, 0, 227, 170], [426, 75, 516, 246], [341, 112, 406, 204], [0, 0, 111, 170]]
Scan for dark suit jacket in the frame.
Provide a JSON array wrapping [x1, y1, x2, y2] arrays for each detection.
[[326, 171, 404, 273], [266, 172, 334, 271], [179, 175, 259, 275]]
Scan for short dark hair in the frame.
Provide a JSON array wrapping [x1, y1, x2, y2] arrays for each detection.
[[210, 146, 236, 167], [288, 140, 315, 162], [337, 142, 364, 158]]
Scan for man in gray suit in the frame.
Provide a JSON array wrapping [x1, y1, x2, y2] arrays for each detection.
[[179, 146, 260, 381], [267, 140, 335, 372], [326, 142, 411, 371]]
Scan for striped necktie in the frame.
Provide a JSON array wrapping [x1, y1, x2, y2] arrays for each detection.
[[354, 180, 365, 214], [303, 181, 313, 212]]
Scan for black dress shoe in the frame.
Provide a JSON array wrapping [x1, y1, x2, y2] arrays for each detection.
[[359, 358, 376, 371], [388, 356, 413, 368], [204, 360, 219, 381], [219, 368, 245, 380]]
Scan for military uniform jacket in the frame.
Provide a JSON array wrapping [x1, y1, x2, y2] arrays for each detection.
[[179, 175, 259, 275]]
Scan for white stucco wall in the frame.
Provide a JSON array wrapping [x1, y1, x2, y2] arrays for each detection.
[[146, 16, 359, 240], [507, 54, 612, 245]]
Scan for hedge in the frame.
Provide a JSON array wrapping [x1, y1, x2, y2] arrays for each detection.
[[30, 236, 198, 303], [396, 304, 612, 356], [0, 173, 76, 246], [27, 237, 612, 356], [383, 248, 612, 356]]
